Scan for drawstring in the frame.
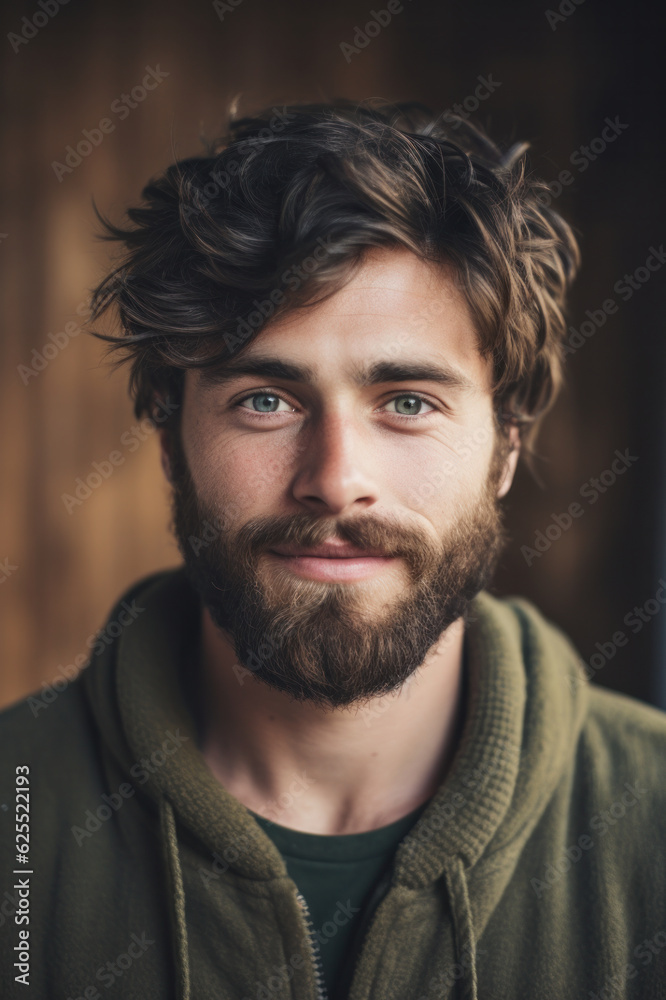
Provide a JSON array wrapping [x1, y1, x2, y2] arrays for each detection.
[[159, 796, 191, 1000], [443, 856, 478, 1000]]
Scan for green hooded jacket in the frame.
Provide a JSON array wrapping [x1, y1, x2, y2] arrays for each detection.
[[1, 566, 665, 999]]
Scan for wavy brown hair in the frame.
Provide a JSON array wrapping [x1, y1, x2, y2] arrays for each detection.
[[87, 97, 581, 475]]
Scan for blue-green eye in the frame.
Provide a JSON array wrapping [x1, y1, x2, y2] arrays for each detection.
[[234, 390, 437, 419], [386, 394, 435, 417], [238, 392, 288, 413]]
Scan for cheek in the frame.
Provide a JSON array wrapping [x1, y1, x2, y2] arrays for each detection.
[[395, 422, 495, 514], [186, 424, 299, 511], [396, 448, 460, 513], [235, 448, 290, 497]]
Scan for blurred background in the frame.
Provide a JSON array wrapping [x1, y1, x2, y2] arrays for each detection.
[[1, 0, 664, 710]]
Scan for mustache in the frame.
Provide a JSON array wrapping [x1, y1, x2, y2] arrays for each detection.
[[225, 510, 445, 581], [238, 512, 416, 555]]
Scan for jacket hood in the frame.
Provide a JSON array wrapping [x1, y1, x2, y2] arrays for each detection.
[[81, 566, 590, 1000]]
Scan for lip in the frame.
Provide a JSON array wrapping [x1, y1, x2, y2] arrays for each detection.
[[267, 543, 398, 582], [270, 541, 390, 559]]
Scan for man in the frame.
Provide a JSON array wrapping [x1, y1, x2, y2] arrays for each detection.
[[1, 100, 665, 1000]]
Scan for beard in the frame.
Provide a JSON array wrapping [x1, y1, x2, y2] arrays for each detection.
[[166, 423, 511, 710]]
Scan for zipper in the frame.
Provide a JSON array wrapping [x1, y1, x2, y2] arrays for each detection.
[[296, 891, 330, 1000], [330, 865, 394, 1000], [296, 864, 394, 1000]]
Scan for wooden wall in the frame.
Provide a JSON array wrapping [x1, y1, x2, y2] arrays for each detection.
[[1, 0, 664, 708]]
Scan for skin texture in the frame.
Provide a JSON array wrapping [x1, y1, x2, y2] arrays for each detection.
[[159, 246, 521, 834]]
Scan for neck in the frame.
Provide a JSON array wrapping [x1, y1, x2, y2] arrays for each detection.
[[198, 606, 466, 835]]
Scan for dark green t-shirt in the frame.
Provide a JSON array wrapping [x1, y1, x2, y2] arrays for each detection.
[[248, 800, 431, 999]]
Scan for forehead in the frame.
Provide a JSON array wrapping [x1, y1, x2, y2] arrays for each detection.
[[192, 248, 492, 395], [249, 246, 492, 392]]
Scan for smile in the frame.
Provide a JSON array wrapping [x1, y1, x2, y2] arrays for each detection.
[[267, 551, 398, 582]]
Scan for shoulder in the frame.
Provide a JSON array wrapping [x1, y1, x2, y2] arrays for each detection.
[[0, 674, 97, 789], [509, 591, 666, 773], [580, 683, 666, 791], [0, 567, 183, 786], [471, 589, 593, 670], [475, 588, 666, 794]]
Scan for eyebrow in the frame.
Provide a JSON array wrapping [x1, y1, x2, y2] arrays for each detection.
[[198, 355, 478, 393]]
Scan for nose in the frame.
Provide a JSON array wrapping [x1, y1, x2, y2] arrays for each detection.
[[290, 411, 380, 515]]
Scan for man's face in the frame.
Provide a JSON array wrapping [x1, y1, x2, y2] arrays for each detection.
[[162, 246, 519, 709]]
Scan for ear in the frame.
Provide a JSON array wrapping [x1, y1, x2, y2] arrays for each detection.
[[496, 424, 521, 499]]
